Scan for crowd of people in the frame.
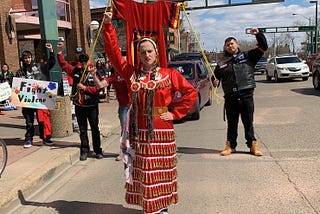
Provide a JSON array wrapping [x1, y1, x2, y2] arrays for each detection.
[[0, 8, 268, 213]]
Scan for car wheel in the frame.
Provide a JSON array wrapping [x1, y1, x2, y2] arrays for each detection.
[[302, 77, 308, 81], [191, 98, 200, 120], [266, 71, 272, 81], [274, 71, 280, 82], [205, 95, 212, 106], [313, 71, 320, 90]]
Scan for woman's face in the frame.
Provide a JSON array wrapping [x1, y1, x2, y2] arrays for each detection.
[[138, 41, 157, 70], [1, 65, 8, 71]]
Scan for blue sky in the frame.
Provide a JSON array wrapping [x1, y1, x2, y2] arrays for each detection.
[[89, 0, 316, 54]]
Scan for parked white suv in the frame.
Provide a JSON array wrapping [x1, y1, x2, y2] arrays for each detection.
[[266, 55, 309, 82]]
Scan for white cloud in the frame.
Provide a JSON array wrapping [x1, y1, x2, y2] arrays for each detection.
[[184, 1, 314, 52]]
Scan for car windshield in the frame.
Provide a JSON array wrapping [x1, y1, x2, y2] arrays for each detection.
[[168, 64, 194, 80], [276, 57, 301, 64]]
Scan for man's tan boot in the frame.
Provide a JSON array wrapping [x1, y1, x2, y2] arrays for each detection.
[[220, 141, 236, 156], [250, 140, 263, 156]]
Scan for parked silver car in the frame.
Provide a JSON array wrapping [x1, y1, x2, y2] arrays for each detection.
[[254, 56, 267, 74], [266, 55, 309, 82]]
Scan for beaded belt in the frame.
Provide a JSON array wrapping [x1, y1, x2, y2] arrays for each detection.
[[140, 106, 168, 116]]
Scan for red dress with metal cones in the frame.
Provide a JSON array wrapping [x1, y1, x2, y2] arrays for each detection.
[[103, 23, 197, 214]]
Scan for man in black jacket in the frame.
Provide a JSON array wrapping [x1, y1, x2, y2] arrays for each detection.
[[212, 28, 268, 156]]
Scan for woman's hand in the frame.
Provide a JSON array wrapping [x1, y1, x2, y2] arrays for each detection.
[[77, 83, 86, 90], [88, 65, 97, 76], [104, 12, 113, 23], [160, 112, 174, 121]]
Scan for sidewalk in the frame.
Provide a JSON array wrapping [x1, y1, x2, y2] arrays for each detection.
[[0, 97, 120, 211]]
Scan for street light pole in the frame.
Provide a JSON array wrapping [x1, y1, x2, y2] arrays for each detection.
[[292, 13, 312, 54], [310, 0, 318, 53]]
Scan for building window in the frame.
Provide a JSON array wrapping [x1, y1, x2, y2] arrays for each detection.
[[57, 0, 71, 22]]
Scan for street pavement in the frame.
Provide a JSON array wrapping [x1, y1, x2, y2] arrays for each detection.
[[0, 95, 120, 211]]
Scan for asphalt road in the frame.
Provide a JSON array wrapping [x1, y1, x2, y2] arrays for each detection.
[[7, 75, 320, 214]]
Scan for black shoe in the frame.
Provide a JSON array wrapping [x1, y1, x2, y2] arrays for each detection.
[[80, 153, 88, 161], [43, 139, 55, 146], [96, 153, 103, 159], [161, 208, 168, 214]]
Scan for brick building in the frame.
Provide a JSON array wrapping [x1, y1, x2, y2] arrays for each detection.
[[0, 0, 92, 72]]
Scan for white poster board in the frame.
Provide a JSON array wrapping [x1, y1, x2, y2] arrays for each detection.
[[11, 77, 58, 110], [0, 82, 11, 102]]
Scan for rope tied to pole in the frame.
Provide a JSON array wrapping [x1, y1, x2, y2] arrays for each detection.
[[181, 4, 222, 104], [71, 0, 112, 101]]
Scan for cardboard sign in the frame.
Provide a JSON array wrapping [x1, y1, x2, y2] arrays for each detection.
[[0, 82, 12, 102], [11, 77, 58, 110]]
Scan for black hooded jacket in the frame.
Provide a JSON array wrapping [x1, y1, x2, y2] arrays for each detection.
[[16, 52, 56, 81]]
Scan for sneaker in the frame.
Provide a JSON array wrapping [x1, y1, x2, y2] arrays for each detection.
[[96, 153, 103, 159], [80, 153, 88, 161], [4, 106, 11, 111], [24, 140, 32, 148], [43, 139, 55, 146]]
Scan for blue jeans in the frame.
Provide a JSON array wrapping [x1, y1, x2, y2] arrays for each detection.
[[118, 106, 130, 135]]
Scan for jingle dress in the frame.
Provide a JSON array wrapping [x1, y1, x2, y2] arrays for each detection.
[[103, 23, 198, 214]]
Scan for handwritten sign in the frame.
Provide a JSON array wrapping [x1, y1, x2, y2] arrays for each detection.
[[11, 77, 58, 110], [0, 82, 12, 102]]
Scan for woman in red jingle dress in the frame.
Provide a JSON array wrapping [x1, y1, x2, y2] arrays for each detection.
[[103, 12, 198, 214]]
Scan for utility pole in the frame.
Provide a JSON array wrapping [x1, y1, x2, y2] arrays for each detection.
[[37, 0, 62, 94], [310, 0, 318, 53]]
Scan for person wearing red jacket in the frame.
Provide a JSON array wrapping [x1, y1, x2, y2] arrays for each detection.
[[57, 42, 104, 161], [101, 12, 198, 214], [91, 70, 132, 161]]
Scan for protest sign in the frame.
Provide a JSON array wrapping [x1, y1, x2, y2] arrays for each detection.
[[0, 82, 11, 102], [11, 77, 58, 110]]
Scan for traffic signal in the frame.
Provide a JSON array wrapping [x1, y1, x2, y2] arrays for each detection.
[[258, 28, 266, 33]]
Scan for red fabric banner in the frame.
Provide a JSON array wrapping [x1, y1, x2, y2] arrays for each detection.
[[113, 0, 181, 68]]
